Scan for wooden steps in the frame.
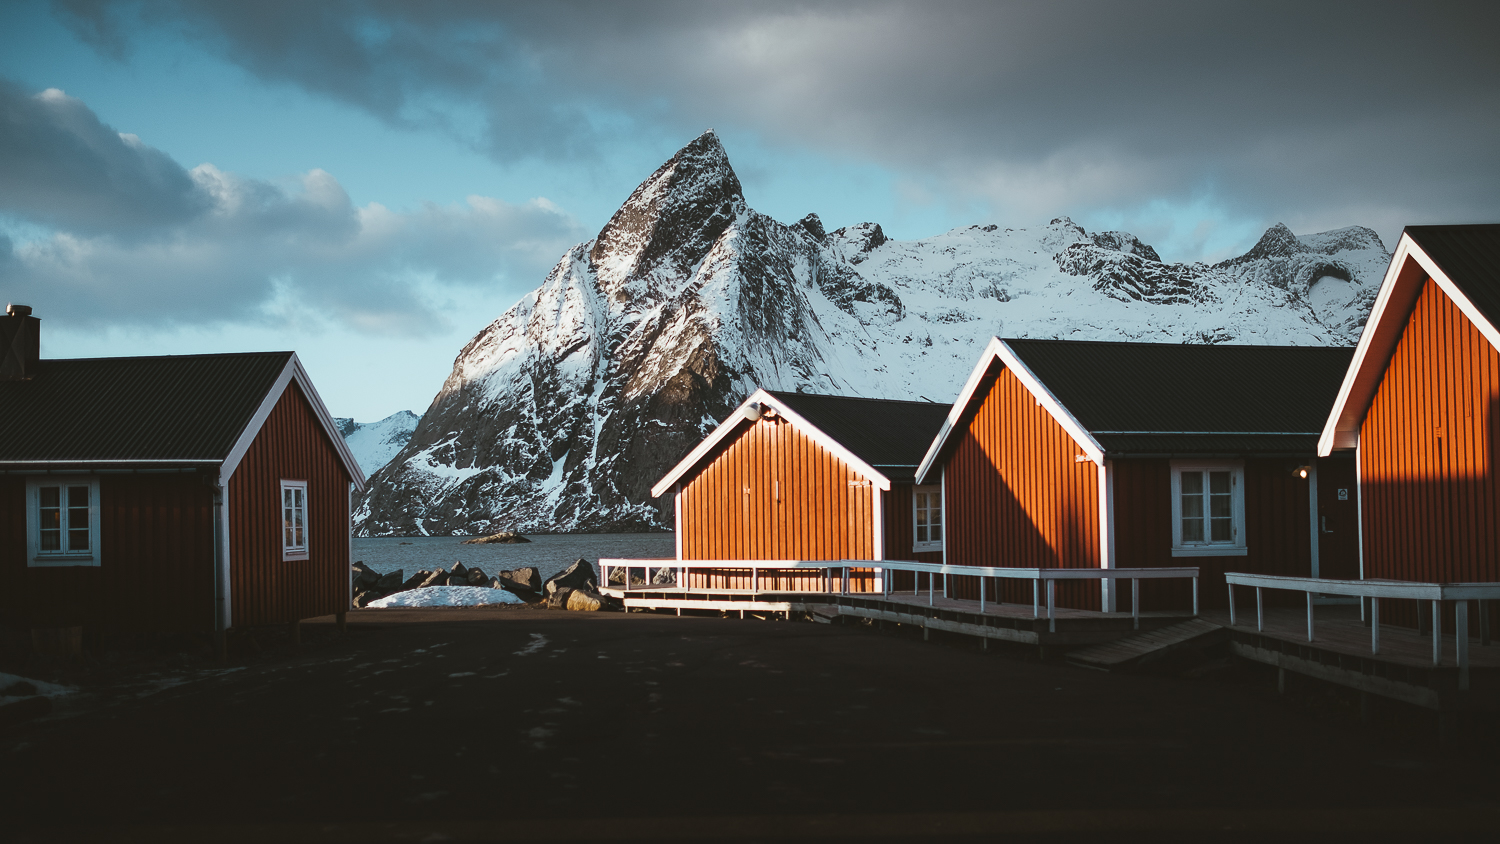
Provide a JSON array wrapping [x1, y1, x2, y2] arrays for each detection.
[[1067, 618, 1226, 671]]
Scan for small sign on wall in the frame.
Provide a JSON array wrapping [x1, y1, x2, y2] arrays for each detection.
[[1337, 488, 1349, 500]]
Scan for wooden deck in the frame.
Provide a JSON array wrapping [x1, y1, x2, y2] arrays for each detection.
[[1204, 605, 1500, 711], [1067, 618, 1227, 670]]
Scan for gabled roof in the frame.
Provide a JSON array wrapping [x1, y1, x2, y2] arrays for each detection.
[[918, 337, 1354, 482], [649, 388, 950, 497], [0, 352, 366, 490], [1320, 224, 1500, 454]]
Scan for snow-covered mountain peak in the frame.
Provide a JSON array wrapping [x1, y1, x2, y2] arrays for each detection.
[[589, 130, 746, 300], [356, 138, 1391, 537]]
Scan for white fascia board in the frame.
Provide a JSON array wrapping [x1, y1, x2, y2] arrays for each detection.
[[219, 354, 368, 492], [1317, 234, 1500, 456], [648, 388, 893, 497], [916, 337, 1106, 483]]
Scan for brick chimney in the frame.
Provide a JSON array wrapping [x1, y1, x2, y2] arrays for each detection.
[[1, 304, 40, 381]]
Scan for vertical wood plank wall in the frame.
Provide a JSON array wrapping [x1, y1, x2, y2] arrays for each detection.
[[679, 418, 876, 591], [882, 482, 943, 592], [229, 381, 352, 625], [1112, 459, 1313, 610], [943, 367, 1100, 608], [1360, 277, 1500, 629], [0, 474, 214, 632]]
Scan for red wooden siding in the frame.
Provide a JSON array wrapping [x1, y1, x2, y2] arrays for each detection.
[[228, 381, 352, 625], [0, 473, 215, 632], [882, 482, 943, 592], [943, 367, 1100, 608], [1360, 277, 1500, 628], [1113, 458, 1315, 610], [679, 417, 876, 591]]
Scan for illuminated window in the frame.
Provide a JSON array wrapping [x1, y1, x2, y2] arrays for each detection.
[[281, 480, 309, 560], [26, 477, 101, 567]]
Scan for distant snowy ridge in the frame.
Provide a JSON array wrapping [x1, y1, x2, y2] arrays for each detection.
[[355, 131, 1389, 537], [336, 411, 419, 476]]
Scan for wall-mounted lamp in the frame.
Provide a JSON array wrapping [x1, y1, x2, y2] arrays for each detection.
[[744, 402, 763, 421], [1292, 464, 1311, 479]]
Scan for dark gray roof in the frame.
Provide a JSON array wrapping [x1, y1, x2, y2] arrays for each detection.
[[0, 352, 292, 464], [768, 391, 950, 482], [1405, 225, 1500, 332], [1003, 339, 1355, 456]]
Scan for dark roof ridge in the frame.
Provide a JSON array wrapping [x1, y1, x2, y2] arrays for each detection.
[[1002, 337, 1352, 351], [764, 389, 945, 407], [45, 350, 294, 364]]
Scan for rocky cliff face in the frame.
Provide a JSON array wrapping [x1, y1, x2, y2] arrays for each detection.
[[355, 132, 1390, 536]]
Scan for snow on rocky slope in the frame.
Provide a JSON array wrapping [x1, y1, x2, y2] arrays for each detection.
[[336, 411, 419, 476], [355, 131, 1389, 536]]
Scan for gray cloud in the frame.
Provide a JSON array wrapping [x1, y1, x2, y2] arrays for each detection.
[[0, 78, 208, 233], [0, 80, 586, 332], [53, 0, 1500, 247]]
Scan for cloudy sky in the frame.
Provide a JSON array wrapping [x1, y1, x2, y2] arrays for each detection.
[[2, 1, 1497, 420]]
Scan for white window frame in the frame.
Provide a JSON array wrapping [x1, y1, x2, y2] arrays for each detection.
[[912, 484, 944, 552], [281, 479, 310, 561], [1170, 460, 1247, 557], [25, 476, 102, 567]]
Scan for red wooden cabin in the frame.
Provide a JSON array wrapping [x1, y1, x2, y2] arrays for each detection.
[[651, 389, 950, 589], [0, 305, 365, 648], [1319, 224, 1500, 630], [916, 338, 1356, 611]]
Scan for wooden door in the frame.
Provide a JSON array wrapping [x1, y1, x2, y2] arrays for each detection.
[[1316, 456, 1361, 580]]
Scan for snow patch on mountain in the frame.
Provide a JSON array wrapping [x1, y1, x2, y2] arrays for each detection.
[[355, 132, 1389, 537], [336, 411, 419, 476]]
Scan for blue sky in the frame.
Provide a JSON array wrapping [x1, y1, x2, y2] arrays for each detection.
[[2, 1, 1496, 420]]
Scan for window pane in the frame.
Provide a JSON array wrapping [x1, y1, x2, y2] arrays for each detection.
[[1180, 471, 1204, 542], [1209, 471, 1233, 542], [40, 486, 62, 551]]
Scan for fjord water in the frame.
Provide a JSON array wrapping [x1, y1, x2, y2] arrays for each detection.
[[352, 533, 676, 583]]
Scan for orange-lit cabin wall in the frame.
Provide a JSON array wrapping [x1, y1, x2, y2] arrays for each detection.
[[1359, 277, 1500, 628], [228, 380, 353, 626], [941, 366, 1100, 609], [677, 416, 879, 591]]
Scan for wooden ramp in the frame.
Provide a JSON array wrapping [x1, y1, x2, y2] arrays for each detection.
[[1067, 618, 1226, 671]]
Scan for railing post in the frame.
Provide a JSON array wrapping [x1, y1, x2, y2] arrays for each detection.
[[1457, 600, 1470, 691], [1228, 583, 1237, 627], [1047, 578, 1056, 634], [752, 566, 758, 595], [928, 571, 934, 606], [1256, 587, 1264, 632], [1432, 599, 1442, 666], [1192, 576, 1199, 617], [1371, 597, 1380, 655], [1131, 578, 1140, 631], [1306, 591, 1314, 642], [980, 577, 986, 614], [1032, 578, 1040, 618]]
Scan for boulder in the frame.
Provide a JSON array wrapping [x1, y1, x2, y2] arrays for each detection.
[[565, 589, 607, 612], [449, 562, 469, 580], [375, 569, 404, 590], [420, 570, 449, 588], [460, 531, 532, 545], [353, 590, 384, 608], [497, 567, 542, 594], [402, 570, 430, 591], [466, 567, 489, 586], [608, 566, 627, 585], [652, 566, 677, 585], [546, 587, 574, 609], [543, 559, 598, 596], [352, 561, 380, 588]]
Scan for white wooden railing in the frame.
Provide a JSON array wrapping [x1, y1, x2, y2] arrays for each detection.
[[600, 558, 1199, 633], [1224, 572, 1500, 690]]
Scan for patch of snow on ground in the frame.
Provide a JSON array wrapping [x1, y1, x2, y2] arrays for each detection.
[[367, 586, 524, 608], [0, 671, 75, 706]]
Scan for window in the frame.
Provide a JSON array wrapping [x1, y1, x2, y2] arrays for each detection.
[[913, 484, 943, 551], [25, 477, 101, 567], [281, 480, 309, 560], [1170, 461, 1246, 556]]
